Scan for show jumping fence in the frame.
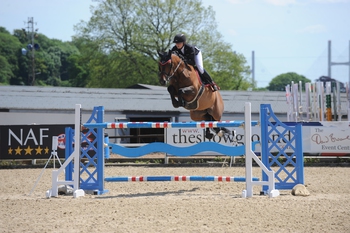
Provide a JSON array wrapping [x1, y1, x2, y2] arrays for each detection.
[[46, 102, 304, 198]]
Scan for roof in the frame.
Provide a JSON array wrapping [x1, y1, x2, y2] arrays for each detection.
[[0, 85, 348, 115], [127, 83, 168, 90]]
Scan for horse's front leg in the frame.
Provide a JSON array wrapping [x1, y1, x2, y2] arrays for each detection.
[[178, 86, 195, 107], [179, 86, 195, 95], [167, 85, 180, 108]]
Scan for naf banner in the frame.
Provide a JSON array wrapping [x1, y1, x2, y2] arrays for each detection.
[[0, 124, 73, 160]]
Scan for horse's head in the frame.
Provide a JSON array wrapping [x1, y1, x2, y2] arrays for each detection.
[[158, 50, 173, 86], [158, 50, 184, 86]]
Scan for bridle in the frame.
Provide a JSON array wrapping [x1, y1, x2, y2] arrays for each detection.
[[159, 55, 183, 82]]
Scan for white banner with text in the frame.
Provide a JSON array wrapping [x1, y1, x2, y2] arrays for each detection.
[[165, 122, 350, 155]]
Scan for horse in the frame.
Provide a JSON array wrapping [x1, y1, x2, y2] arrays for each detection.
[[158, 50, 230, 139]]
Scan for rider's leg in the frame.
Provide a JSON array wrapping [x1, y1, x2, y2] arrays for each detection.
[[194, 51, 218, 92], [194, 50, 204, 74], [201, 70, 219, 91]]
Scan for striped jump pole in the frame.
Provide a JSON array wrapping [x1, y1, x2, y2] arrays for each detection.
[[83, 120, 257, 129], [105, 176, 259, 182]]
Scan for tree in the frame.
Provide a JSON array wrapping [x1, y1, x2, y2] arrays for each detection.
[[0, 27, 10, 34], [206, 47, 251, 90], [0, 29, 22, 84], [267, 72, 311, 91], [32, 36, 80, 86], [74, 0, 252, 89], [1, 26, 82, 86], [0, 55, 13, 83]]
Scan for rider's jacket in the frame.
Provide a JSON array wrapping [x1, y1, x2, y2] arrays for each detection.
[[171, 43, 200, 67]]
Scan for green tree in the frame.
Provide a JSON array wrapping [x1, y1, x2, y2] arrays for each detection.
[[0, 56, 13, 83], [10, 29, 81, 86], [0, 27, 10, 34], [0, 26, 81, 86], [267, 72, 311, 91], [204, 42, 251, 90], [33, 37, 80, 86], [74, 0, 252, 89], [0, 28, 22, 84], [67, 53, 89, 87], [68, 37, 96, 87]]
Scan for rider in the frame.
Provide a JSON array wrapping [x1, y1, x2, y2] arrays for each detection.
[[171, 33, 219, 92]]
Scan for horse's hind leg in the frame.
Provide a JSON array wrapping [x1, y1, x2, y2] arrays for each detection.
[[189, 111, 214, 139], [190, 110, 230, 139], [201, 113, 218, 140], [213, 127, 232, 137], [202, 112, 231, 139], [189, 110, 208, 121], [205, 92, 231, 137]]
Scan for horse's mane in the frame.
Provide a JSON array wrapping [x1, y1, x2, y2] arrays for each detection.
[[171, 51, 192, 70], [172, 50, 185, 61]]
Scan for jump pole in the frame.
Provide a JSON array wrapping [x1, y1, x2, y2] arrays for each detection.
[[105, 176, 260, 182]]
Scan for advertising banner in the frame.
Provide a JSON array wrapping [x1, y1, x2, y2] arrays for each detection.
[[0, 124, 73, 159], [165, 127, 261, 155], [303, 122, 350, 154], [166, 122, 350, 155]]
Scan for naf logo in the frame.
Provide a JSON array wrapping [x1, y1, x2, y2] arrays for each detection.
[[0, 124, 73, 159]]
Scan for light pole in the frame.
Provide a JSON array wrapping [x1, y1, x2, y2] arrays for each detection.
[[22, 17, 40, 85]]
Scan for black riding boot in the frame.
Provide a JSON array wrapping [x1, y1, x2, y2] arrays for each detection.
[[201, 70, 219, 92]]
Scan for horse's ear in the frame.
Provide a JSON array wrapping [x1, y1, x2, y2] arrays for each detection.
[[167, 49, 173, 58]]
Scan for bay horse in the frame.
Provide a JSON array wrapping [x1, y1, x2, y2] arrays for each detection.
[[158, 50, 229, 139]]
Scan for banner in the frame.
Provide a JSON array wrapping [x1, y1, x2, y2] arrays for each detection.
[[0, 124, 73, 159], [166, 122, 350, 155], [303, 122, 350, 154], [165, 127, 262, 155]]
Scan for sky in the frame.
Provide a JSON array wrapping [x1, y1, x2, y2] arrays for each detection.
[[1, 0, 349, 88]]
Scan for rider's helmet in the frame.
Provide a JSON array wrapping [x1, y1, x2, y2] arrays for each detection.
[[173, 34, 186, 43]]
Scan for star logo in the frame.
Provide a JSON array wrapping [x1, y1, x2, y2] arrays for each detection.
[[15, 146, 22, 155], [44, 147, 49, 154], [8, 147, 13, 155], [35, 146, 43, 155], [24, 145, 33, 155]]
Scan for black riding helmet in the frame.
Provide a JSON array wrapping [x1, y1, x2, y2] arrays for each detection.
[[173, 34, 186, 43]]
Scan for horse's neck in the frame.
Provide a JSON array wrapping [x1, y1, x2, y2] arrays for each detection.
[[170, 54, 200, 89], [171, 53, 196, 73]]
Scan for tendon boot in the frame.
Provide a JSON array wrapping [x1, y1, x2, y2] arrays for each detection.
[[201, 70, 219, 92]]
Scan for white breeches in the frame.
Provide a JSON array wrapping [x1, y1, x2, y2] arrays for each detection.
[[194, 50, 204, 74]]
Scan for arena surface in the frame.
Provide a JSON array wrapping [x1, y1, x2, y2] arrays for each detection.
[[0, 166, 349, 232]]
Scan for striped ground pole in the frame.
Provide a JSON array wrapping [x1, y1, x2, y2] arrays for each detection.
[[104, 176, 259, 182]]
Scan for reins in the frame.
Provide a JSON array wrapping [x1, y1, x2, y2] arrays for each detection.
[[159, 55, 183, 82]]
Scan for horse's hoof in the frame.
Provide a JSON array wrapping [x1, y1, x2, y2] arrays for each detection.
[[205, 132, 214, 140], [217, 130, 224, 137]]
